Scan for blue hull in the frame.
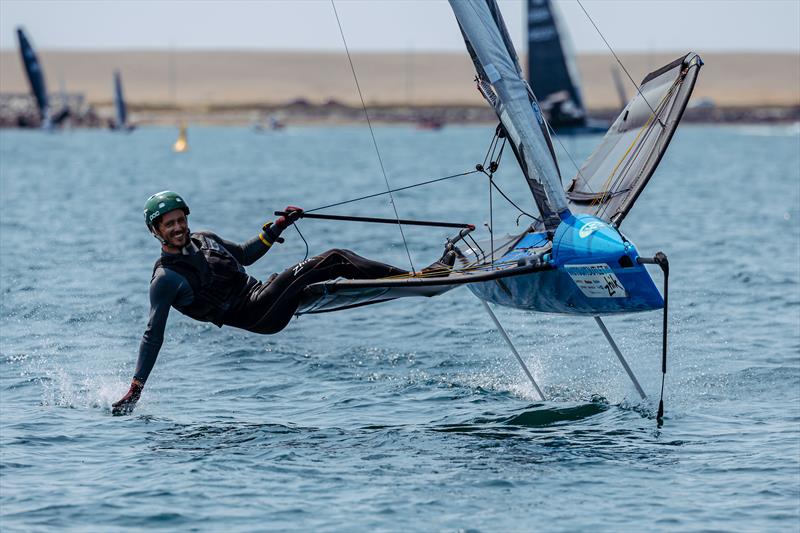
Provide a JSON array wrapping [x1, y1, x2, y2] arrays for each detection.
[[468, 214, 664, 315]]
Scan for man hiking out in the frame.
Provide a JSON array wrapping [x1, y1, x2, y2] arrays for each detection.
[[112, 191, 455, 415]]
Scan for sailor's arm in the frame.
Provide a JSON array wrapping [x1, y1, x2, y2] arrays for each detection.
[[212, 206, 304, 266], [112, 271, 183, 415]]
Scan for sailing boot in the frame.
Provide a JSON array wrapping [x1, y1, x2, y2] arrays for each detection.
[[420, 243, 457, 276]]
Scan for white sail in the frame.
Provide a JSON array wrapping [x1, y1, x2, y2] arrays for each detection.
[[448, 0, 570, 229], [566, 53, 703, 227]]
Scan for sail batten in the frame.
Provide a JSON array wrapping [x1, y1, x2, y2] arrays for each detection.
[[449, 0, 569, 229]]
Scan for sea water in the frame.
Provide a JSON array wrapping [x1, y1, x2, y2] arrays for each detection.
[[1, 124, 798, 532]]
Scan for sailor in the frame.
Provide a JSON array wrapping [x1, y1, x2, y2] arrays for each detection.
[[112, 191, 455, 415]]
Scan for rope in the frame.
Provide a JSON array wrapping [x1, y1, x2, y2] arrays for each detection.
[[543, 116, 591, 192], [306, 169, 480, 213], [331, 0, 415, 272], [377, 257, 523, 281], [489, 161, 494, 268], [576, 0, 664, 128], [591, 82, 677, 210], [293, 223, 309, 262], [476, 136, 539, 225]]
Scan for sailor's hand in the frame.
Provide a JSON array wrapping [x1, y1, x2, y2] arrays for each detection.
[[275, 206, 303, 231], [112, 378, 144, 416]]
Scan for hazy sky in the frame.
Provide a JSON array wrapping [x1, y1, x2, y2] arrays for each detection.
[[1, 0, 798, 53]]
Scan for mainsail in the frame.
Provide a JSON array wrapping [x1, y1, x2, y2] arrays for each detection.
[[449, 0, 570, 229], [565, 53, 703, 227], [113, 70, 129, 130], [526, 0, 586, 128], [16, 27, 50, 129]]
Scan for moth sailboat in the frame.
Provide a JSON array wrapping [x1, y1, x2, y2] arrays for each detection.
[[110, 70, 135, 131], [293, 0, 701, 415], [15, 27, 69, 130], [526, 0, 610, 133]]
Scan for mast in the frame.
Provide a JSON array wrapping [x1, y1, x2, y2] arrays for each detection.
[[449, 0, 570, 229]]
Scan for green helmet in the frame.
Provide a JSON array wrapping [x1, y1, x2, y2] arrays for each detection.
[[143, 191, 190, 230]]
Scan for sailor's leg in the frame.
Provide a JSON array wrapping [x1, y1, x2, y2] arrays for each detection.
[[236, 249, 407, 333], [594, 316, 647, 400], [315, 248, 408, 279]]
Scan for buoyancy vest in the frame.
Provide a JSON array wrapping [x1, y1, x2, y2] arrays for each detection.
[[153, 233, 251, 327]]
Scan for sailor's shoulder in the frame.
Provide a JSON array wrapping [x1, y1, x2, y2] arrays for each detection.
[[151, 264, 186, 286], [190, 231, 230, 252], [191, 230, 220, 243]]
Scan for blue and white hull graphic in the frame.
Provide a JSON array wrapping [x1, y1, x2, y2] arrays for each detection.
[[468, 215, 663, 315]]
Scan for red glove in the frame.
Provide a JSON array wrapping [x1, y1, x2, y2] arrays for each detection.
[[274, 206, 303, 231], [112, 379, 144, 415]]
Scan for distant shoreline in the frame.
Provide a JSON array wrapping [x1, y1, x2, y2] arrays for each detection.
[[1, 97, 798, 129], [1, 50, 797, 107], [1, 49, 798, 128], [130, 102, 800, 127]]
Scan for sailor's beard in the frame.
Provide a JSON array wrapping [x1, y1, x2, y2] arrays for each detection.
[[167, 226, 190, 248]]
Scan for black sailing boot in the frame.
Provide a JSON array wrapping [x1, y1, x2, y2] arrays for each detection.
[[420, 243, 457, 276]]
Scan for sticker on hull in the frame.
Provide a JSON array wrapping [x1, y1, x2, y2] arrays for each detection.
[[564, 263, 627, 298]]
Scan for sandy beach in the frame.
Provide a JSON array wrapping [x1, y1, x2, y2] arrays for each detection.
[[1, 50, 797, 111]]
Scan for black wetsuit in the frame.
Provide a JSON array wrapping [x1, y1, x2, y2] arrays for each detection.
[[134, 230, 406, 383]]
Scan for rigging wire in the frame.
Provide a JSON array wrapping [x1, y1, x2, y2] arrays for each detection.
[[539, 0, 677, 196], [307, 132, 536, 226], [477, 136, 539, 224], [576, 0, 664, 128], [488, 149, 495, 268], [307, 169, 480, 213], [483, 129, 500, 167], [542, 116, 590, 191], [331, 0, 416, 272]]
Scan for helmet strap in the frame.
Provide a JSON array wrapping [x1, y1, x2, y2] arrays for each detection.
[[150, 227, 167, 245]]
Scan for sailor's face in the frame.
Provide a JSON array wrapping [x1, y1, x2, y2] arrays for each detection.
[[157, 210, 189, 248]]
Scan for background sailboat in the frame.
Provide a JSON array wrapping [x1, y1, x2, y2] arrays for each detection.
[[526, 0, 608, 134], [110, 69, 134, 131], [15, 27, 63, 130]]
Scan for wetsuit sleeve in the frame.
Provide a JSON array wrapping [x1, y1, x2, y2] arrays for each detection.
[[133, 269, 187, 383], [202, 228, 281, 267]]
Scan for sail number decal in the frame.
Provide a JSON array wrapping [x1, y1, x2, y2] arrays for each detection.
[[565, 264, 627, 298]]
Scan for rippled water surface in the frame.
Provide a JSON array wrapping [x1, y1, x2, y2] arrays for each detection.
[[1, 124, 799, 531]]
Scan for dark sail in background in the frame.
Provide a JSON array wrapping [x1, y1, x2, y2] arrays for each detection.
[[111, 70, 133, 131], [526, 0, 607, 133], [16, 27, 51, 129]]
